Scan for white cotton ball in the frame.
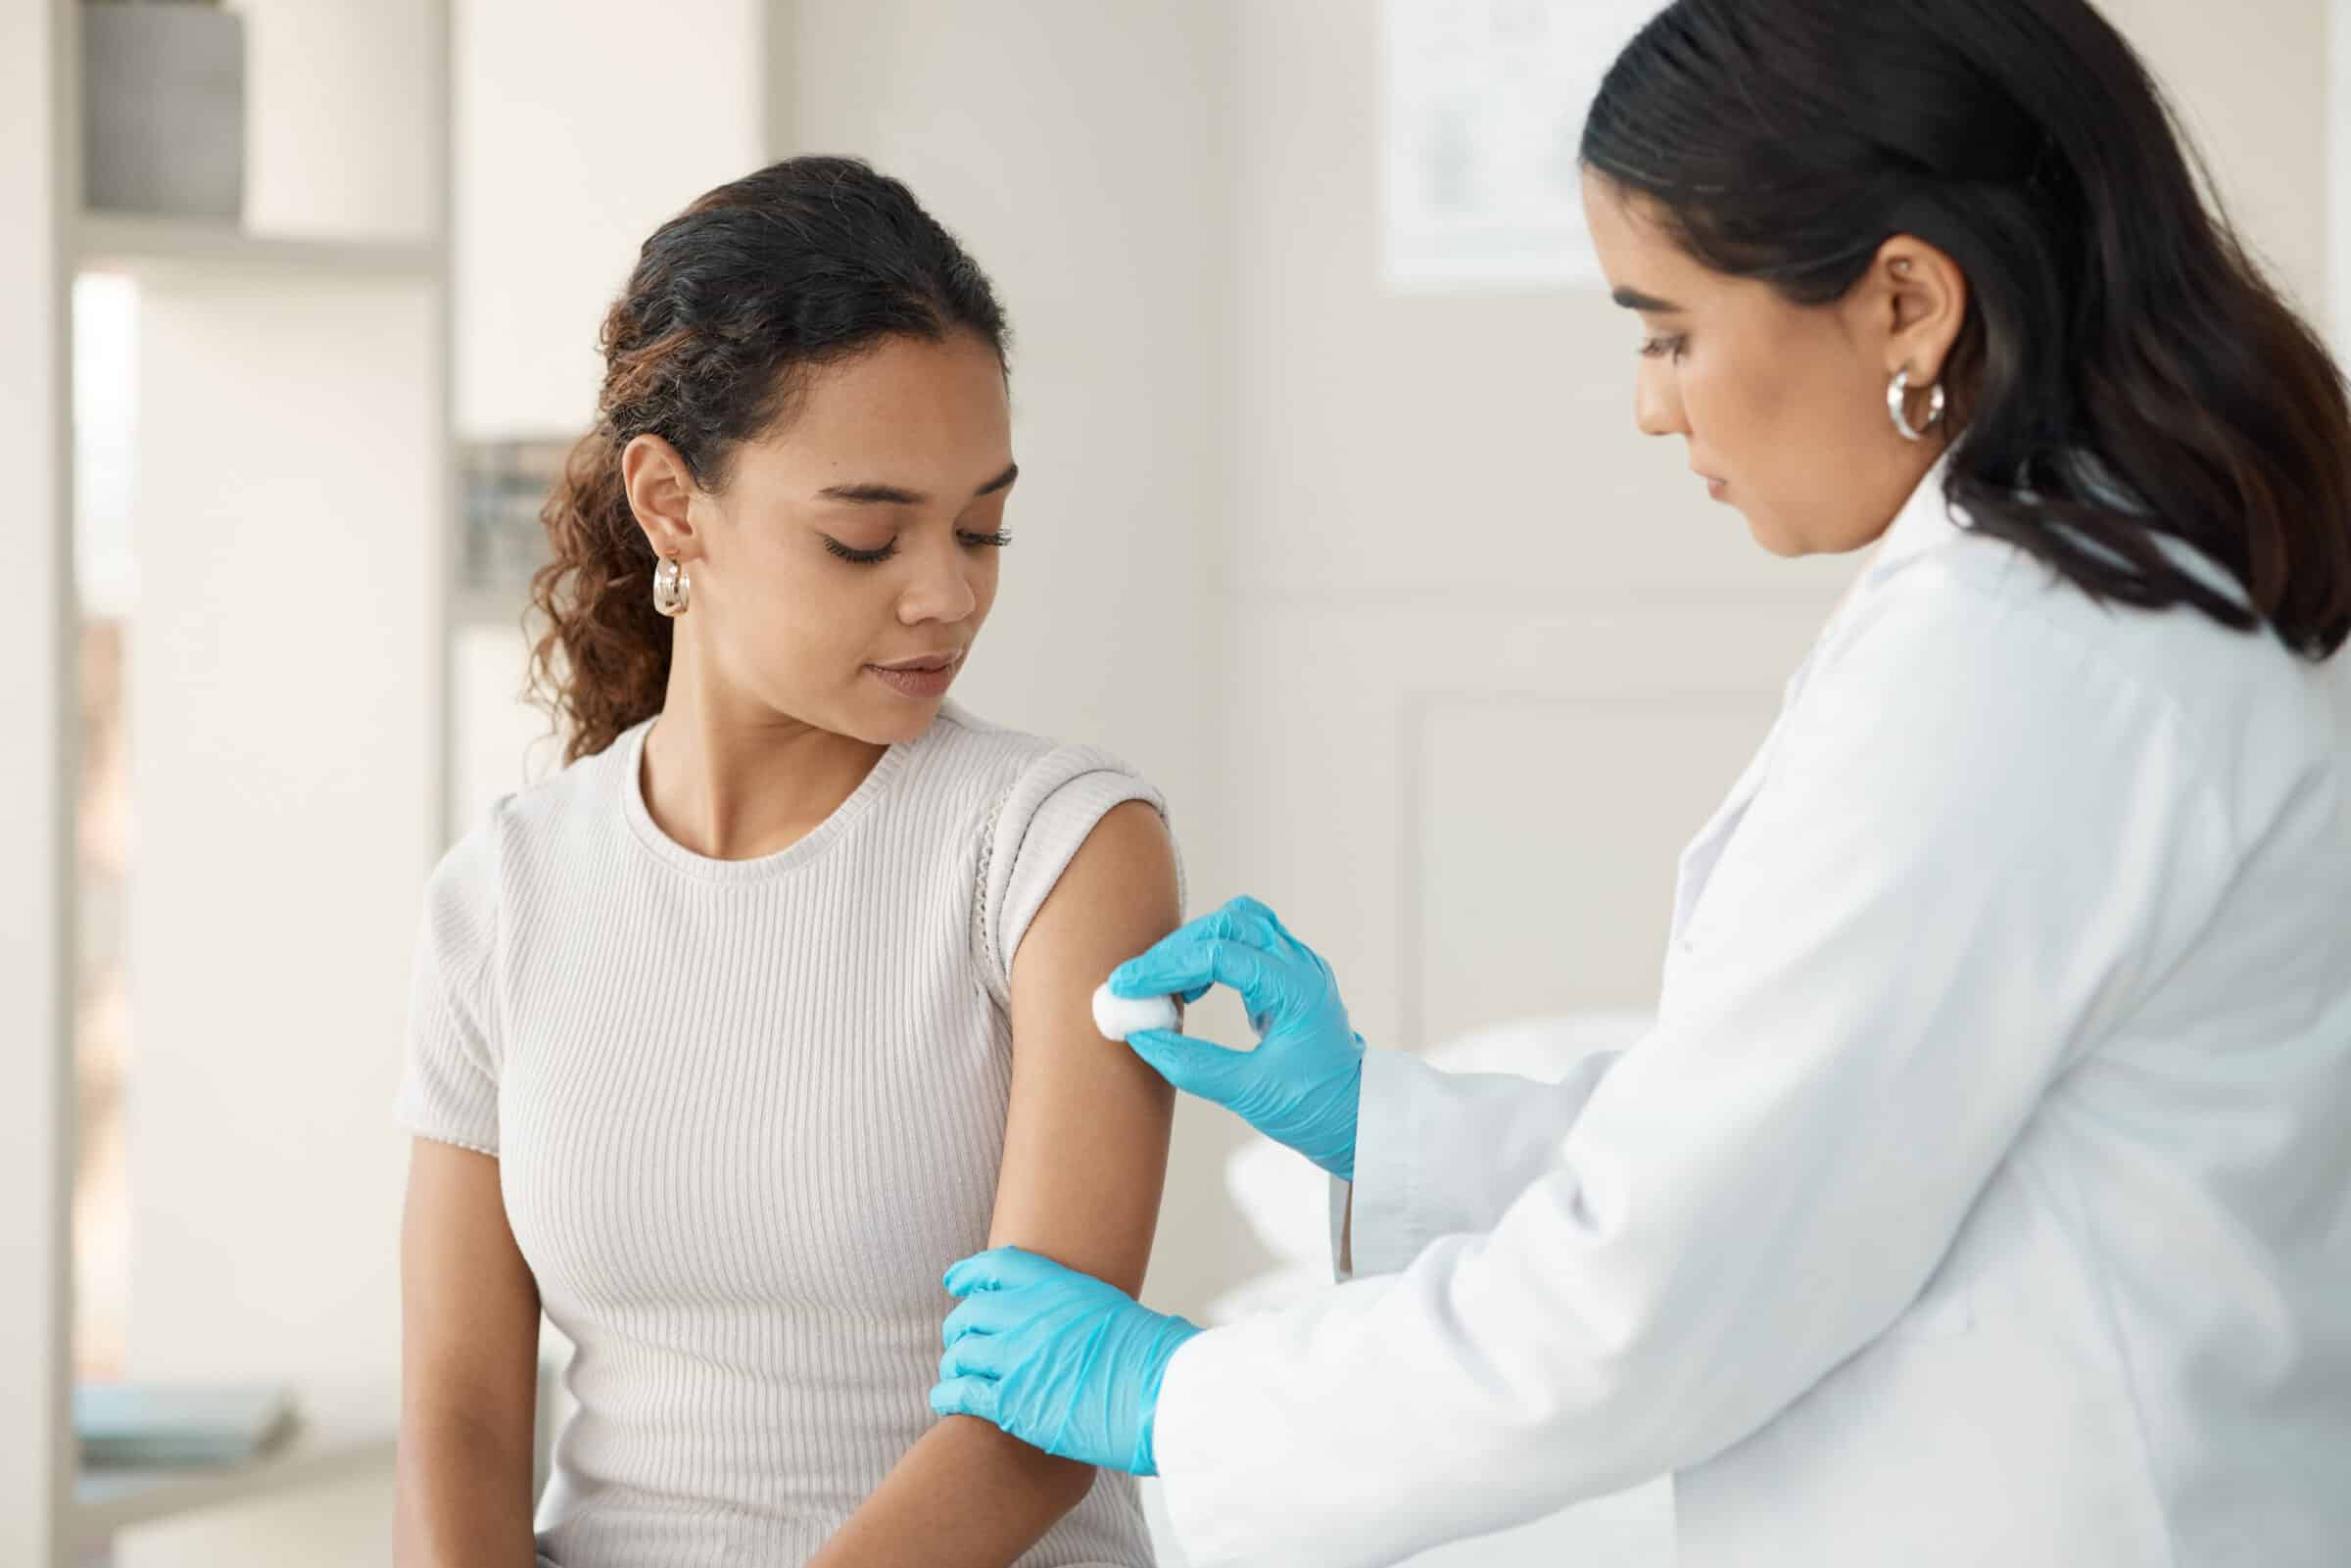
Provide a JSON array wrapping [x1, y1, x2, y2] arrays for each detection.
[[1092, 982, 1180, 1042]]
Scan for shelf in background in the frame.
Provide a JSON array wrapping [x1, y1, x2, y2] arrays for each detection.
[[74, 213, 440, 280], [69, 1417, 397, 1555]]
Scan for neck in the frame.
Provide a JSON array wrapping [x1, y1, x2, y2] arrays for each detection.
[[639, 644, 889, 862]]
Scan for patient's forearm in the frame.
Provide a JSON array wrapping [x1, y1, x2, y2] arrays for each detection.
[[805, 1416, 1097, 1568], [394, 1409, 539, 1568]]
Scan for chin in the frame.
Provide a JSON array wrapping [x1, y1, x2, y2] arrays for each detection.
[[852, 694, 951, 747], [1741, 509, 1817, 559], [1741, 515, 1795, 557]]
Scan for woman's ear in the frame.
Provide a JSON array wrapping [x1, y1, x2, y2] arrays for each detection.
[[620, 434, 705, 561], [1876, 236, 1969, 388]]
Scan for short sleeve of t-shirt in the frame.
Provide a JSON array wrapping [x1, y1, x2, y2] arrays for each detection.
[[977, 745, 1183, 1011], [393, 816, 504, 1156]]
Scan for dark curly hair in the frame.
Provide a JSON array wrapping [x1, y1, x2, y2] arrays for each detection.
[[528, 157, 1010, 764], [1583, 0, 2351, 659]]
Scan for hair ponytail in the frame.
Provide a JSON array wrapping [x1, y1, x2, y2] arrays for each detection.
[[528, 423, 673, 765]]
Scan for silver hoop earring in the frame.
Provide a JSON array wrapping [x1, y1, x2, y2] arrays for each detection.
[[1888, 368, 1946, 444], [652, 554, 691, 618]]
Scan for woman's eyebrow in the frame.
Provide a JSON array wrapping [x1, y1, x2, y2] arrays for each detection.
[[817, 462, 1021, 507], [1610, 287, 1684, 313]]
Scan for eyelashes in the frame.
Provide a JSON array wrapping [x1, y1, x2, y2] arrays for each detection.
[[1639, 335, 1688, 361], [823, 532, 1014, 566]]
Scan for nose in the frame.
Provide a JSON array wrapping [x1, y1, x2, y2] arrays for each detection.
[[1634, 357, 1687, 440], [897, 534, 982, 627]]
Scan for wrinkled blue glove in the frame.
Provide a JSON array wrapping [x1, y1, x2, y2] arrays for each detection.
[[1110, 895, 1367, 1181], [930, 1248, 1202, 1476]]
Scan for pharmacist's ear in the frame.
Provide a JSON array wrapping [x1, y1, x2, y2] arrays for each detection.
[[621, 434, 704, 561]]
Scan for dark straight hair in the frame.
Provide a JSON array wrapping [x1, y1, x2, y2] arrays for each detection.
[[1582, 0, 2351, 660]]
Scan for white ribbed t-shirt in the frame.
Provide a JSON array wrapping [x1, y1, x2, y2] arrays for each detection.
[[396, 703, 1176, 1568]]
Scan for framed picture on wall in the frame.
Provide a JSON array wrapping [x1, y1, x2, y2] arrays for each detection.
[[1381, 0, 1657, 294]]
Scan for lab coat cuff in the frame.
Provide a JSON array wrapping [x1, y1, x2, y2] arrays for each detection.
[[1150, 1330, 1246, 1567], [1343, 1047, 1445, 1278]]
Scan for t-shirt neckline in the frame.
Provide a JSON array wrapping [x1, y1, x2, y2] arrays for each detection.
[[616, 713, 925, 883]]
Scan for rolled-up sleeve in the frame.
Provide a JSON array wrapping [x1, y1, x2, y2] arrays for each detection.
[[394, 817, 504, 1157]]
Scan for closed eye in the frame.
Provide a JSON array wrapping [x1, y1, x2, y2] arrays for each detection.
[[1640, 335, 1687, 361], [825, 537, 897, 565], [823, 530, 1014, 566]]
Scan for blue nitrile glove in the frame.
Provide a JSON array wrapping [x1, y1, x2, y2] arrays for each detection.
[[930, 1248, 1202, 1476], [1109, 895, 1367, 1181]]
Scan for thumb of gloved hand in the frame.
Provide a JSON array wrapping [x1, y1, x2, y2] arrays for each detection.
[[1126, 1027, 1253, 1103]]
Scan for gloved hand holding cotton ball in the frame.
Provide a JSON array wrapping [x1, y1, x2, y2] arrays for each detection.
[[1092, 981, 1180, 1042]]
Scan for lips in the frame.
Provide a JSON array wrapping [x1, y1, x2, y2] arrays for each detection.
[[866, 650, 965, 698]]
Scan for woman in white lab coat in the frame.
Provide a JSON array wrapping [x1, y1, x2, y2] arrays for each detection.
[[927, 1, 2351, 1564]]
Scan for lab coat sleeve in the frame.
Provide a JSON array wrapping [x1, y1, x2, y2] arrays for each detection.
[[1337, 1046, 1622, 1279], [1150, 578, 2239, 1568]]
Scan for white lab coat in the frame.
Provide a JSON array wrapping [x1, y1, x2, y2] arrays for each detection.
[[1150, 468, 2351, 1567]]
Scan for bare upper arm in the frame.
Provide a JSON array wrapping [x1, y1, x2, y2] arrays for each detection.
[[988, 798, 1182, 1297], [399, 1138, 540, 1441]]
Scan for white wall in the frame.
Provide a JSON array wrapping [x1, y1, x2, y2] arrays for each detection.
[[2337, 0, 2351, 349], [454, 0, 765, 439], [3, 0, 75, 1560], [241, 0, 440, 242], [1222, 0, 1847, 1082], [2107, 0, 2330, 313]]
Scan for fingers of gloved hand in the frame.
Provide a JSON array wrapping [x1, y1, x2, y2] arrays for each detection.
[[929, 1375, 1001, 1425], [936, 1336, 1003, 1384], [1205, 895, 1291, 951], [1112, 903, 1292, 999], [1107, 920, 1207, 1001], [1113, 933, 1303, 1024], [1224, 896, 1323, 971], [940, 1288, 1024, 1349], [1127, 1028, 1256, 1101], [941, 1246, 1056, 1301]]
